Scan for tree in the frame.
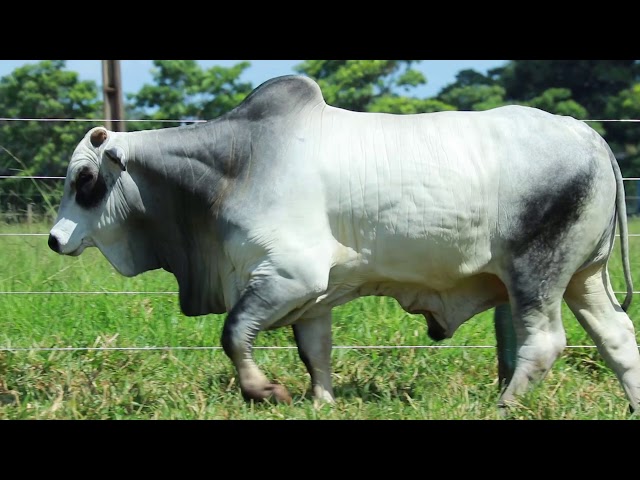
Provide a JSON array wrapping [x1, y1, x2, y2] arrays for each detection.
[[603, 83, 640, 178], [295, 60, 455, 113], [0, 60, 102, 217], [438, 68, 498, 95], [439, 84, 507, 111], [524, 88, 586, 116], [368, 96, 456, 114], [126, 60, 254, 129], [0, 60, 102, 176], [500, 60, 640, 117], [436, 69, 506, 111]]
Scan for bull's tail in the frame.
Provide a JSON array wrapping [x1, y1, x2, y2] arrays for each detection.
[[608, 145, 633, 311]]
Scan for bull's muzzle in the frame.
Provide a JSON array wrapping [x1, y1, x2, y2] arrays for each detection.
[[48, 234, 60, 253]]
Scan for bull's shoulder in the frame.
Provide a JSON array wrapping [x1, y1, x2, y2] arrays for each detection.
[[227, 75, 325, 122]]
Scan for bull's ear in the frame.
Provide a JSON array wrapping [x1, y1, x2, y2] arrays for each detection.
[[105, 146, 126, 172], [90, 127, 108, 148]]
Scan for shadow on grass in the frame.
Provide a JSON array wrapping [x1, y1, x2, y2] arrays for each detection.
[[0, 391, 18, 406]]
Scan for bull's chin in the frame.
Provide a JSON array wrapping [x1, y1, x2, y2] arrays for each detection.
[[103, 252, 144, 277], [105, 259, 142, 278], [65, 244, 88, 257], [99, 247, 160, 278]]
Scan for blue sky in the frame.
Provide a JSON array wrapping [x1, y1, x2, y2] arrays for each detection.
[[0, 60, 507, 98]]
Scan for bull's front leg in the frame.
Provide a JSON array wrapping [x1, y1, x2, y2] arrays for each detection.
[[292, 311, 335, 405], [221, 262, 329, 404], [221, 283, 294, 403]]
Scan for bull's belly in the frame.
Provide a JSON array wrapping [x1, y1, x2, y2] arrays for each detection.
[[273, 270, 507, 338], [270, 229, 503, 335]]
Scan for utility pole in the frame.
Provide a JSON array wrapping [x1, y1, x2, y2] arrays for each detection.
[[101, 60, 126, 132]]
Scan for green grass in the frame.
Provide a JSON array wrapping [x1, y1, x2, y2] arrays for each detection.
[[1, 220, 640, 419]]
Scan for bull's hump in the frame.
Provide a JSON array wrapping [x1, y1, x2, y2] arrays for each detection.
[[229, 75, 325, 121]]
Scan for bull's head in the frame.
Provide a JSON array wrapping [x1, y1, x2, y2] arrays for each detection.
[[48, 126, 151, 277]]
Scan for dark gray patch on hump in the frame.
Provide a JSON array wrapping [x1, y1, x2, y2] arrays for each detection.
[[227, 75, 323, 122], [505, 162, 596, 311]]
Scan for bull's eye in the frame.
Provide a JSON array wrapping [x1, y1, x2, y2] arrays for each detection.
[[76, 171, 93, 191], [75, 168, 107, 209]]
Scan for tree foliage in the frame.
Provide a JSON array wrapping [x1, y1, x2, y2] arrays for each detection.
[[0, 60, 102, 176], [126, 60, 254, 129], [604, 83, 640, 177], [436, 69, 505, 111], [0, 60, 102, 216], [294, 60, 455, 113], [439, 84, 507, 111], [439, 68, 500, 95], [500, 60, 640, 117]]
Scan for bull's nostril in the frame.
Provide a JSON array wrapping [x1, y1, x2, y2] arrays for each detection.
[[48, 234, 60, 253]]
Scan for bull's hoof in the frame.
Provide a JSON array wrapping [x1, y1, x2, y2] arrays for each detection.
[[496, 402, 510, 419], [267, 384, 292, 404], [242, 383, 292, 404], [496, 396, 520, 418]]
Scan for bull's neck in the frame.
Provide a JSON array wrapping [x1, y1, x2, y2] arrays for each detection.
[[122, 122, 239, 315]]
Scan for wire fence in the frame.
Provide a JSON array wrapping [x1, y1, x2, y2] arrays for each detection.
[[2, 116, 640, 354]]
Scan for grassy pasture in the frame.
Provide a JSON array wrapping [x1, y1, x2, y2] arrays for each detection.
[[1, 220, 640, 420]]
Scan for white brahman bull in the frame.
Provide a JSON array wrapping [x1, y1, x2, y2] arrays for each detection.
[[48, 75, 640, 412]]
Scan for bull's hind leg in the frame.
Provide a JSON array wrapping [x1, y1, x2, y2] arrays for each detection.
[[494, 304, 517, 388], [564, 264, 640, 412], [498, 288, 567, 408]]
